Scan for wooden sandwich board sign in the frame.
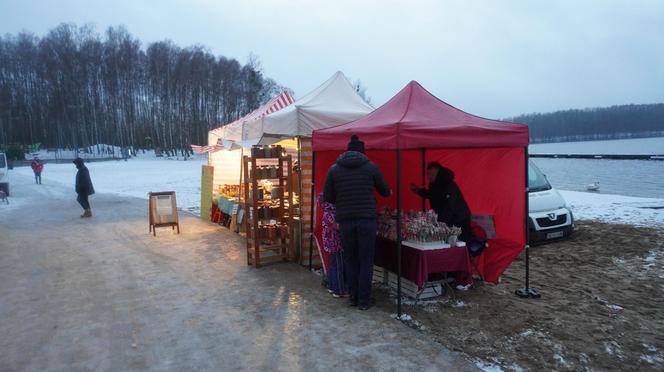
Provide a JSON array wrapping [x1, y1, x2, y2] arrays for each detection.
[[149, 191, 180, 236]]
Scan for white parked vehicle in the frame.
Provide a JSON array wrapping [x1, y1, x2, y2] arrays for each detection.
[[0, 152, 8, 196], [528, 160, 574, 243]]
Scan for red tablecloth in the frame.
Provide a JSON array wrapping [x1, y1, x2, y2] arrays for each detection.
[[374, 237, 473, 288]]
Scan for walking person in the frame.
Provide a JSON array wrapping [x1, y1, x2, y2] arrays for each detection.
[[31, 156, 44, 184], [324, 135, 391, 310], [73, 158, 95, 218]]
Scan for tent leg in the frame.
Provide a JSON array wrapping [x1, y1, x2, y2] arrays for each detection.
[[421, 148, 426, 211], [396, 149, 403, 317], [516, 147, 540, 298], [309, 151, 316, 271]]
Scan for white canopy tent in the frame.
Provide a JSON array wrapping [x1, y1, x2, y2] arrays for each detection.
[[243, 71, 374, 144], [207, 71, 373, 188], [204, 71, 373, 266]]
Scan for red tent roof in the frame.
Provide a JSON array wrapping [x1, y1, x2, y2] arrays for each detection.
[[313, 81, 529, 150]]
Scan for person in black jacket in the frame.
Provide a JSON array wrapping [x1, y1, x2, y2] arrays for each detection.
[[324, 135, 391, 310], [73, 158, 95, 218], [410, 161, 472, 242]]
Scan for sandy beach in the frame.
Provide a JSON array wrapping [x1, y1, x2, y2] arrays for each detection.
[[374, 220, 664, 370]]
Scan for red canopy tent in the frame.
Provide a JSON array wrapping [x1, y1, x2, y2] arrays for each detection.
[[312, 81, 530, 313]]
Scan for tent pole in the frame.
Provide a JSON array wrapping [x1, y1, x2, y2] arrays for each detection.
[[309, 151, 316, 270], [236, 147, 244, 233], [421, 148, 426, 211], [516, 146, 540, 298], [396, 149, 403, 317]]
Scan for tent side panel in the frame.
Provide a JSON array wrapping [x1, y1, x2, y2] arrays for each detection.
[[426, 147, 526, 282], [298, 137, 320, 266], [209, 149, 243, 193]]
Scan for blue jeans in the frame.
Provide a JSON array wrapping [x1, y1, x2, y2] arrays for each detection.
[[339, 219, 377, 306]]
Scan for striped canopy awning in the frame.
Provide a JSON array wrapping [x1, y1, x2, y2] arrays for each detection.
[[191, 138, 224, 154], [195, 91, 294, 152], [209, 91, 295, 140]]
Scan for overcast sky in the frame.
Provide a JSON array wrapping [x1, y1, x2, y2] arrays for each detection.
[[1, 0, 663, 118]]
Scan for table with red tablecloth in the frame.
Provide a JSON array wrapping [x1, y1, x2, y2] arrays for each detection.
[[374, 236, 473, 288]]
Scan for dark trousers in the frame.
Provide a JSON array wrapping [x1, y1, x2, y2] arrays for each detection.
[[34, 172, 41, 184], [77, 193, 90, 210], [340, 218, 377, 306]]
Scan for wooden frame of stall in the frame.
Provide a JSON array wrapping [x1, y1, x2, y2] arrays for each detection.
[[243, 149, 295, 268]]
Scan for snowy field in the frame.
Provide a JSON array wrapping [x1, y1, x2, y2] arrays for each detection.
[[529, 136, 664, 155], [2, 153, 663, 227], [3, 153, 207, 216], [561, 190, 664, 227]]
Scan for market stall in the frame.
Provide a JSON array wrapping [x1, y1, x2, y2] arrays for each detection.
[[312, 81, 529, 313], [205, 71, 373, 266]]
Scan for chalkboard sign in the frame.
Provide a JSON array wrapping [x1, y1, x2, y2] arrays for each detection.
[[149, 191, 180, 236]]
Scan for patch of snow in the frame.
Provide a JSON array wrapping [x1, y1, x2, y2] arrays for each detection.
[[553, 354, 567, 366], [643, 344, 658, 353], [552, 344, 569, 367], [604, 341, 625, 359], [456, 283, 472, 291], [640, 354, 664, 364], [640, 344, 664, 365], [519, 329, 534, 337], [560, 190, 664, 227], [395, 297, 439, 306], [392, 313, 412, 321], [606, 304, 624, 311], [474, 360, 504, 372]]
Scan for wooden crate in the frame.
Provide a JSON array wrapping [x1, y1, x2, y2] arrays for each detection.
[[387, 273, 444, 300]]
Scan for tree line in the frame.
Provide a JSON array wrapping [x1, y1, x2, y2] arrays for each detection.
[[0, 23, 289, 155], [509, 103, 664, 143]]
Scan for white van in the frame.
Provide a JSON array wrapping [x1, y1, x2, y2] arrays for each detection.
[[0, 152, 8, 196], [528, 160, 574, 243]]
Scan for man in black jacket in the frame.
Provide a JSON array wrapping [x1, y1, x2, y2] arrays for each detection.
[[73, 158, 95, 218], [410, 161, 472, 242], [324, 135, 390, 310]]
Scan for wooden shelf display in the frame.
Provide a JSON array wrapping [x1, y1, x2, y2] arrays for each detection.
[[243, 147, 295, 268]]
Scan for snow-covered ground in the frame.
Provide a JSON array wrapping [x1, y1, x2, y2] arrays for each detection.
[[530, 136, 664, 155], [4, 154, 206, 216], [3, 154, 663, 227], [561, 190, 664, 227]]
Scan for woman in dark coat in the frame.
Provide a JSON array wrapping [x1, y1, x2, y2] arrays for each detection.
[[73, 158, 95, 218], [410, 161, 472, 242]]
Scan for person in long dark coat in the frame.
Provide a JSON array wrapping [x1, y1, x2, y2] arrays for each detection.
[[410, 161, 472, 242], [73, 158, 95, 218], [324, 135, 391, 310]]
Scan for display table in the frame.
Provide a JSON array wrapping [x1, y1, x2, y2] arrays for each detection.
[[216, 196, 238, 215], [374, 236, 473, 288]]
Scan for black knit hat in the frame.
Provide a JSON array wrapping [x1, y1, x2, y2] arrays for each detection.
[[347, 135, 365, 153]]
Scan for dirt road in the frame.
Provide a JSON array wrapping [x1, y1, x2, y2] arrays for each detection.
[[0, 172, 475, 371]]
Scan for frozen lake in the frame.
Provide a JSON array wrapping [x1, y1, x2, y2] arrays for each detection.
[[529, 136, 664, 155], [531, 157, 664, 199]]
